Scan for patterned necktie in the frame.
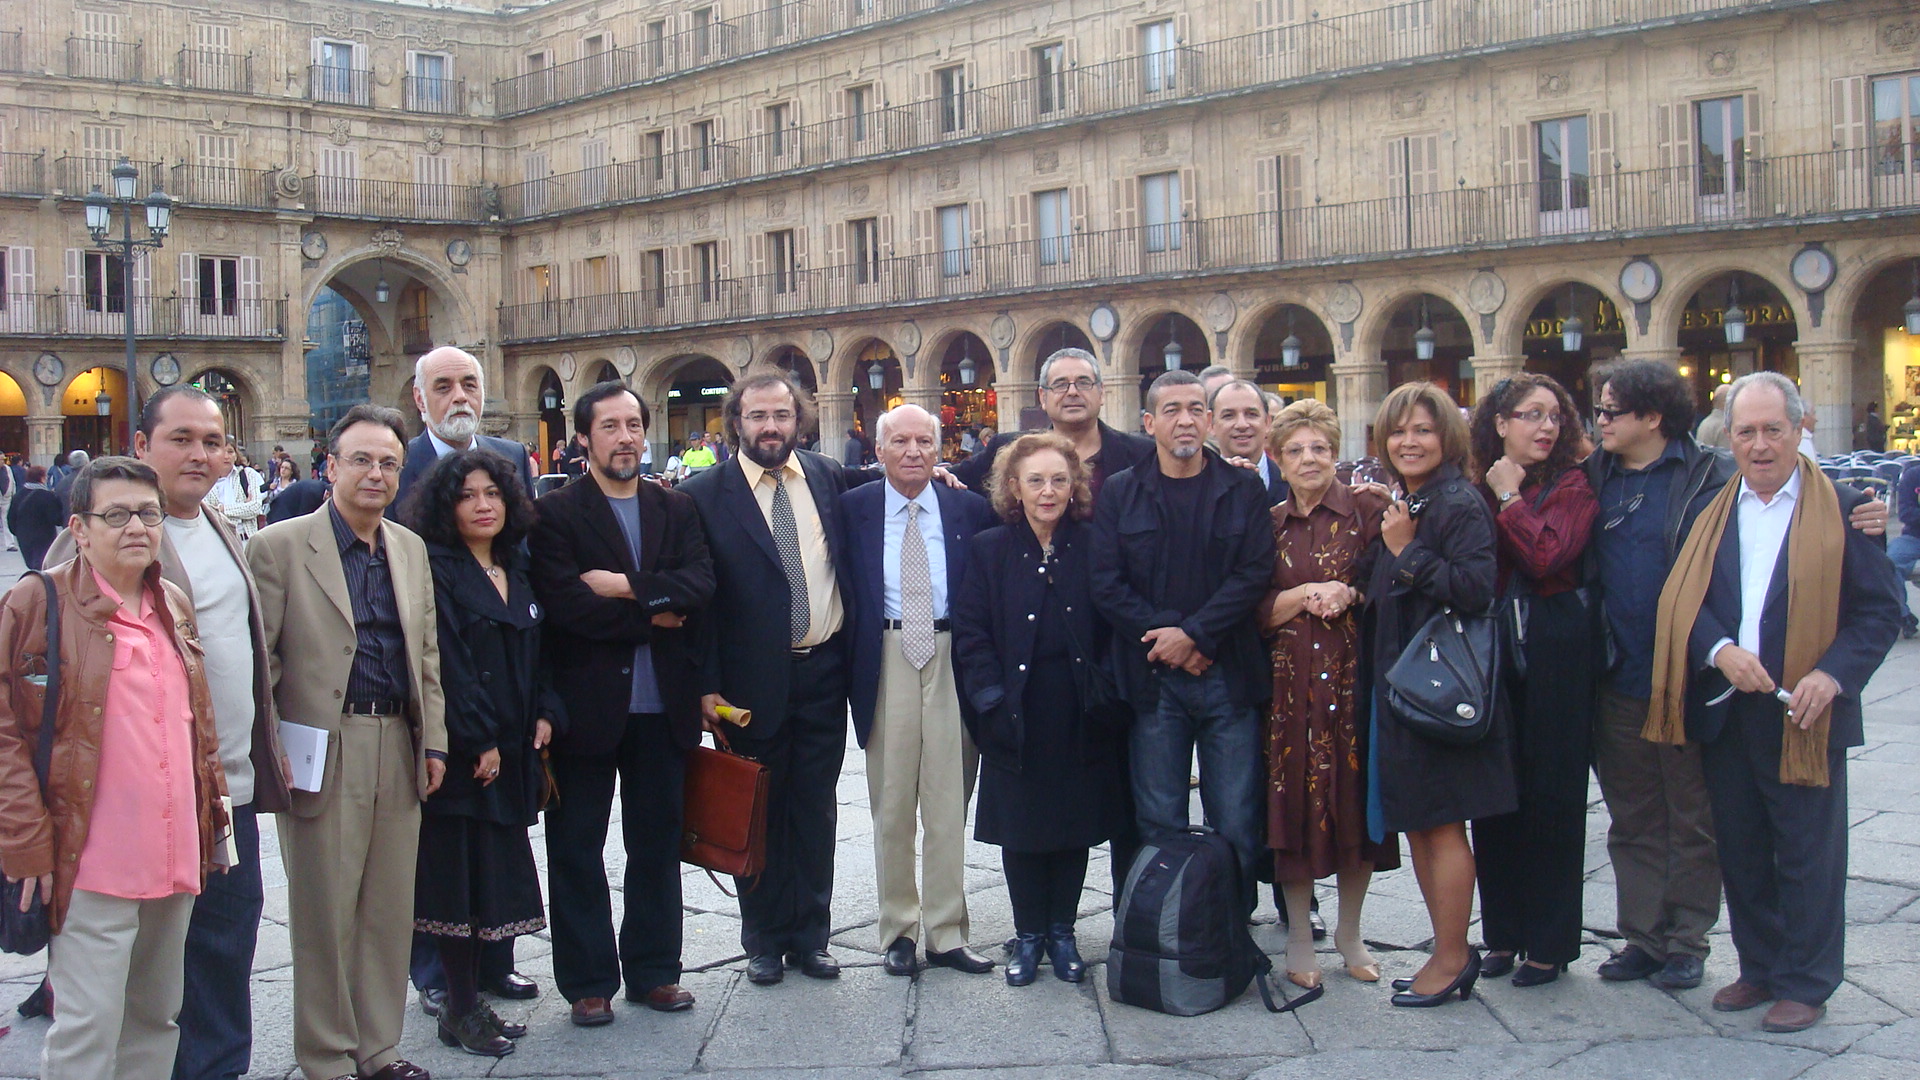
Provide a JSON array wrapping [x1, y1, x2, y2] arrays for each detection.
[[900, 502, 935, 669], [771, 472, 810, 646]]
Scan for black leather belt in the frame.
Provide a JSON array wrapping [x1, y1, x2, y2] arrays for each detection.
[[883, 619, 950, 631], [343, 699, 403, 716]]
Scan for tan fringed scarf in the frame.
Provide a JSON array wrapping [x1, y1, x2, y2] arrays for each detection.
[[1644, 455, 1845, 786]]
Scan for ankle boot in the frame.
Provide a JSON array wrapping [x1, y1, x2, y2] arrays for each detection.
[[1046, 924, 1086, 983], [1005, 932, 1046, 986], [438, 1003, 516, 1057]]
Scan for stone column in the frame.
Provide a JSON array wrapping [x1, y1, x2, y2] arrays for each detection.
[[1619, 346, 1684, 368], [901, 386, 942, 416], [816, 391, 854, 456], [996, 380, 1039, 433], [1795, 339, 1856, 457], [1469, 354, 1526, 401], [1331, 359, 1388, 460], [26, 417, 64, 468]]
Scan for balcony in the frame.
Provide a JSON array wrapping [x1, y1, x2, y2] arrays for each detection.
[[170, 165, 277, 211], [496, 0, 1823, 221], [497, 146, 1920, 342], [67, 37, 143, 82], [177, 48, 251, 93], [0, 30, 22, 73], [400, 315, 433, 354], [0, 152, 45, 197], [303, 175, 489, 222], [0, 294, 285, 339], [55, 156, 164, 197], [404, 74, 463, 114], [493, 0, 963, 115], [309, 64, 373, 107]]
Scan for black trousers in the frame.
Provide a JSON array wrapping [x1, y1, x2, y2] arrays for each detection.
[[1702, 697, 1850, 1007], [546, 712, 685, 1002], [1003, 849, 1089, 935], [1473, 589, 1594, 966], [728, 645, 847, 959]]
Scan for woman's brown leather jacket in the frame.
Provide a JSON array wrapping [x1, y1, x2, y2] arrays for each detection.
[[0, 555, 228, 932]]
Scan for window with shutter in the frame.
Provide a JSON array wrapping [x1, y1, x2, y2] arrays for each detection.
[[317, 146, 357, 214], [1696, 96, 1747, 218], [938, 204, 970, 277], [769, 229, 795, 294], [238, 256, 261, 334], [581, 139, 608, 203], [1277, 154, 1303, 259], [415, 154, 454, 218], [937, 66, 967, 134], [695, 241, 720, 303], [851, 217, 880, 286], [1, 247, 31, 331], [693, 121, 715, 173], [1869, 73, 1920, 206], [1140, 21, 1176, 94], [524, 151, 549, 214], [846, 85, 871, 145], [1034, 188, 1069, 266], [1032, 44, 1065, 117], [1536, 116, 1590, 234], [644, 249, 666, 308], [196, 133, 239, 205], [1141, 171, 1180, 252]]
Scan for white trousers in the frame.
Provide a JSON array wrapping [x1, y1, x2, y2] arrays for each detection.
[[43, 888, 195, 1080]]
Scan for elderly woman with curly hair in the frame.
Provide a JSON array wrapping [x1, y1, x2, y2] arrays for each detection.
[[952, 432, 1128, 987], [401, 448, 562, 1057], [1258, 399, 1399, 991], [1466, 373, 1599, 987]]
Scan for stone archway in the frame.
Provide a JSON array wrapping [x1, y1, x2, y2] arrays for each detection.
[[1132, 311, 1210, 406], [1673, 270, 1797, 417], [183, 367, 260, 453], [1515, 282, 1628, 415], [1379, 293, 1477, 407], [59, 365, 130, 457]]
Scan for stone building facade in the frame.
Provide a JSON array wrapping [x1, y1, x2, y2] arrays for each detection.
[[2, 0, 1918, 465]]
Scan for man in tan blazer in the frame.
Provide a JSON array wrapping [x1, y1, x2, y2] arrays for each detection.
[[248, 404, 447, 1080]]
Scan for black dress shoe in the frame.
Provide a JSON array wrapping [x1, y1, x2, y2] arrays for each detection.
[[481, 971, 539, 1000], [785, 949, 841, 979], [417, 987, 445, 1018], [883, 937, 918, 977], [1481, 951, 1518, 978], [1390, 949, 1482, 1008], [746, 954, 785, 985], [1045, 924, 1086, 983], [477, 1002, 526, 1038], [439, 1005, 516, 1057], [926, 944, 995, 974], [1005, 932, 1045, 986], [1598, 944, 1663, 982], [1648, 953, 1704, 990], [1512, 962, 1567, 988]]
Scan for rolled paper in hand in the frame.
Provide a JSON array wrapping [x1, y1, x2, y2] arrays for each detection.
[[715, 704, 753, 727]]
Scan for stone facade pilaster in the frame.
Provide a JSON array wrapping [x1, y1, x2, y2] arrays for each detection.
[[1332, 360, 1388, 461], [1794, 339, 1857, 457]]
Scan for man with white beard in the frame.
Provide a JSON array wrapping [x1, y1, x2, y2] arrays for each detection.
[[389, 345, 542, 1014]]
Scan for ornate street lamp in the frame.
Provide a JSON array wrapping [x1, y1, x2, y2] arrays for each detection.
[[958, 340, 977, 385], [1413, 298, 1436, 361], [1280, 308, 1302, 368], [1904, 261, 1920, 336], [1561, 285, 1585, 353], [373, 258, 392, 305], [1161, 314, 1182, 371], [1723, 279, 1748, 346], [867, 361, 886, 390], [80, 157, 171, 451]]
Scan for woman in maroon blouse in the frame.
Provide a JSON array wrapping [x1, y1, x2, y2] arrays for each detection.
[[1467, 374, 1600, 987], [1259, 400, 1399, 990]]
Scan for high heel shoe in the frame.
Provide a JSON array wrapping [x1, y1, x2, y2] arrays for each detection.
[[1480, 951, 1517, 979], [1286, 967, 1323, 991], [1390, 949, 1482, 1008], [1511, 961, 1568, 988], [1045, 925, 1086, 984], [438, 1005, 516, 1056], [1345, 961, 1381, 983], [1005, 932, 1046, 986]]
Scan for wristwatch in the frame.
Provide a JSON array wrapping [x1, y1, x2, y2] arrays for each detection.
[[1497, 490, 1521, 507]]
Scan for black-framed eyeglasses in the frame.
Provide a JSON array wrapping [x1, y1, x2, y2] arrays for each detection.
[[1594, 405, 1636, 422], [81, 506, 165, 528], [1043, 377, 1098, 393], [1602, 493, 1645, 530]]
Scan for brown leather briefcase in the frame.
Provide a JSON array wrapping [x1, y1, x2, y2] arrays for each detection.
[[680, 733, 769, 888]]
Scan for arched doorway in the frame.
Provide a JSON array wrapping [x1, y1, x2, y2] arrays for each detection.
[[1677, 271, 1797, 415], [533, 367, 566, 471], [1384, 294, 1476, 406], [61, 366, 129, 457], [1135, 312, 1209, 403], [306, 284, 371, 441], [1849, 258, 1920, 452], [1251, 304, 1335, 408], [770, 345, 818, 395], [664, 356, 733, 452], [190, 369, 250, 446], [938, 332, 997, 458], [0, 372, 25, 459], [851, 340, 903, 446], [1522, 284, 1627, 417], [586, 359, 621, 386], [1029, 321, 1096, 379]]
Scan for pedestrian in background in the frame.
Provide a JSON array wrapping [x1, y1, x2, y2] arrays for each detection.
[[9, 466, 61, 570]]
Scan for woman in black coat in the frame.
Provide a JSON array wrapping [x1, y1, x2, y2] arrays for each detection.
[[1362, 382, 1512, 1008], [404, 449, 563, 1057], [952, 432, 1127, 987]]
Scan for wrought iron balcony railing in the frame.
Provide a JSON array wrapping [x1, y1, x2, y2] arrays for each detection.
[[0, 152, 45, 197], [404, 75, 463, 114], [497, 146, 1920, 342], [302, 176, 491, 222], [66, 36, 142, 82], [169, 165, 277, 210], [400, 315, 433, 353], [177, 48, 251, 93], [309, 64, 373, 106], [0, 294, 286, 339], [54, 156, 165, 196]]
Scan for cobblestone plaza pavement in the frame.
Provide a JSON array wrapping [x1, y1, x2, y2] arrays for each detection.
[[0, 539, 1914, 1079]]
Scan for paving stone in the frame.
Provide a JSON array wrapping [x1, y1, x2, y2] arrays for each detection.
[[1791, 1054, 1920, 1080], [485, 968, 728, 1077], [1851, 838, 1920, 889], [1848, 960, 1920, 1016], [1247, 1042, 1586, 1080], [1849, 1015, 1920, 1061], [699, 964, 909, 1070], [1096, 963, 1315, 1063], [912, 1068, 1201, 1080], [1537, 1035, 1824, 1079], [681, 908, 748, 971], [908, 962, 1108, 1068], [1847, 880, 1920, 923]]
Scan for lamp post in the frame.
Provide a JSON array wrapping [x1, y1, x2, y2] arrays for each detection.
[[82, 158, 171, 453]]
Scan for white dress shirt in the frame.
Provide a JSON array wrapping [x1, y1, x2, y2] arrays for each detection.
[[1708, 467, 1801, 665], [882, 481, 948, 620]]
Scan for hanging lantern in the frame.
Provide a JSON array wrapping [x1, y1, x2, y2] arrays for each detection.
[[1280, 308, 1302, 367], [867, 362, 885, 390], [1414, 298, 1435, 361]]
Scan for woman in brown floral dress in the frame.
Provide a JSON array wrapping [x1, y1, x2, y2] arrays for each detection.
[[1260, 400, 1400, 990]]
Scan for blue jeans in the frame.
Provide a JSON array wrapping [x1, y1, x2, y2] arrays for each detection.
[[171, 803, 262, 1080], [1129, 669, 1264, 907], [1889, 534, 1920, 627]]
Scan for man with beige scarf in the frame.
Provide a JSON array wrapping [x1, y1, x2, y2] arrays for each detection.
[[1647, 372, 1901, 1033]]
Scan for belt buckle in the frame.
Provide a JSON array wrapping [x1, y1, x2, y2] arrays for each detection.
[[789, 645, 813, 657]]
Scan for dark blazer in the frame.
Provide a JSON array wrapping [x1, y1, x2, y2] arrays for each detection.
[[951, 516, 1113, 767], [8, 487, 63, 570], [265, 478, 329, 525], [393, 432, 537, 519], [841, 479, 997, 747], [1089, 449, 1277, 712], [425, 543, 565, 825], [1363, 462, 1514, 833], [953, 421, 1156, 497], [530, 475, 714, 754], [680, 450, 862, 738], [1683, 482, 1901, 748], [1255, 455, 1292, 507]]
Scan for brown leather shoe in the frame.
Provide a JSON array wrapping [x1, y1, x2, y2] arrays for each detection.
[[569, 996, 615, 1027], [360, 1062, 430, 1080], [1711, 980, 1773, 1013], [1761, 999, 1826, 1032], [636, 983, 695, 1012]]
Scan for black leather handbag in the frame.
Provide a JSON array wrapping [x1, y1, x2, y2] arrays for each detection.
[[1, 571, 60, 956], [1385, 606, 1500, 747]]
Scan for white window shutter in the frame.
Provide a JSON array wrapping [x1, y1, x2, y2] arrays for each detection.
[[1008, 192, 1030, 243], [179, 251, 198, 334], [240, 255, 261, 334], [748, 232, 767, 278], [1111, 177, 1136, 230], [1742, 91, 1763, 158], [827, 221, 846, 266], [1069, 183, 1088, 233], [1178, 166, 1197, 219], [4, 246, 32, 331]]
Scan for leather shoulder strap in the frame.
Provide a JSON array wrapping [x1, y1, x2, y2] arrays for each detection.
[[24, 571, 57, 791]]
